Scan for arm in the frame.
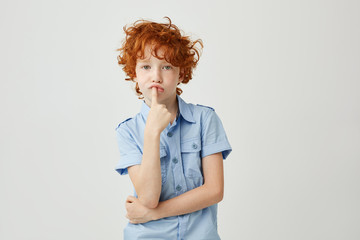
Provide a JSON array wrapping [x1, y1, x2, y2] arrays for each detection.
[[127, 88, 172, 209], [125, 152, 224, 223]]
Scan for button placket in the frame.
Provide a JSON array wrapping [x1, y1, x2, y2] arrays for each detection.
[[172, 157, 178, 164], [168, 118, 187, 197]]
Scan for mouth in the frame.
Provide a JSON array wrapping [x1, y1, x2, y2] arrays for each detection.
[[149, 84, 164, 92]]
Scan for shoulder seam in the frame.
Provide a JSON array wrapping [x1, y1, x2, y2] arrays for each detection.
[[115, 117, 132, 130], [196, 104, 215, 111], [203, 106, 215, 124]]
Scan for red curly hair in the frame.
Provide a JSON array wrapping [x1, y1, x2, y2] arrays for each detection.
[[116, 17, 203, 98]]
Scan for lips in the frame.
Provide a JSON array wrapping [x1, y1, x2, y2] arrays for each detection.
[[149, 84, 164, 92]]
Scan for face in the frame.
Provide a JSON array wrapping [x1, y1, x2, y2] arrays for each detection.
[[134, 44, 183, 106]]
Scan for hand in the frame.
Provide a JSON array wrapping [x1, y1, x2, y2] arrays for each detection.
[[125, 195, 155, 224], [145, 87, 172, 133]]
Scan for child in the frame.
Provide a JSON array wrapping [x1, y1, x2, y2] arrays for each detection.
[[115, 17, 232, 240]]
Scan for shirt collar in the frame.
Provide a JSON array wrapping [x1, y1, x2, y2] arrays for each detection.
[[177, 95, 195, 123], [140, 95, 195, 123]]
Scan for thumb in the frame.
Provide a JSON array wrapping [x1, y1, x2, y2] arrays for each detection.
[[151, 87, 158, 106]]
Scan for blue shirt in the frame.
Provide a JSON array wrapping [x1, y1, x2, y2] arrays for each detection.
[[115, 95, 232, 240]]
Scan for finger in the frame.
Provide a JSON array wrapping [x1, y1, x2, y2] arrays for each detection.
[[126, 195, 135, 203], [128, 195, 137, 202], [151, 87, 158, 106], [125, 202, 130, 211]]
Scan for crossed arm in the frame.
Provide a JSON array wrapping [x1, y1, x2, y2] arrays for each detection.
[[126, 88, 224, 223], [126, 152, 224, 224]]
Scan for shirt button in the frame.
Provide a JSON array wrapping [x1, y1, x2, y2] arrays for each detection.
[[172, 157, 178, 164], [192, 143, 198, 149], [176, 185, 182, 191], [167, 132, 173, 137]]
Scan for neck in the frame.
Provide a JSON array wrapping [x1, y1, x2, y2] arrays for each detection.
[[145, 95, 179, 118], [166, 96, 179, 116]]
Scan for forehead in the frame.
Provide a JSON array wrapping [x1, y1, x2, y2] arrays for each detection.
[[137, 43, 167, 60]]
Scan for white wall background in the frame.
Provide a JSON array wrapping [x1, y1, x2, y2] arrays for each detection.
[[1, 0, 359, 239]]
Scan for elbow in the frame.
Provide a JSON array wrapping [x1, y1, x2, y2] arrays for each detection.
[[215, 188, 224, 203], [139, 197, 159, 209], [135, 187, 161, 209], [146, 200, 159, 209], [204, 183, 224, 204], [211, 185, 224, 204]]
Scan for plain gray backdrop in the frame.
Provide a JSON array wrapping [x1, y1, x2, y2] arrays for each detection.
[[1, 0, 359, 239]]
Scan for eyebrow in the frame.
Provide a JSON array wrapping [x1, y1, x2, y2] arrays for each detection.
[[137, 58, 171, 64], [137, 59, 149, 63]]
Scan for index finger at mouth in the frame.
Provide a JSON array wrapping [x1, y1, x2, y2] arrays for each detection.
[[151, 87, 158, 104]]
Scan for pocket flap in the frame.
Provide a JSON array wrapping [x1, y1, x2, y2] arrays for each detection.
[[181, 138, 202, 152]]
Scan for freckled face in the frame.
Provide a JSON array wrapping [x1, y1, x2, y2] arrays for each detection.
[[134, 45, 183, 106]]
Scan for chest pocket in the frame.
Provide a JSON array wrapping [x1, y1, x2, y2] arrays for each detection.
[[160, 147, 168, 185], [181, 138, 203, 178]]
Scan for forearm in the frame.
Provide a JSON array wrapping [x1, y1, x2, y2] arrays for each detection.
[[125, 153, 224, 224], [151, 183, 223, 220], [131, 128, 162, 208]]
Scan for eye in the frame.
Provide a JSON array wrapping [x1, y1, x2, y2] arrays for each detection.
[[142, 65, 151, 70], [163, 65, 172, 70]]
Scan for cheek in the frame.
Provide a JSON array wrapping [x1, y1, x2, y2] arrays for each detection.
[[137, 81, 146, 91], [136, 80, 148, 94], [135, 73, 146, 86]]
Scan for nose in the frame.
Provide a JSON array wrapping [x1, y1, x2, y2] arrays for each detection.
[[152, 68, 162, 83]]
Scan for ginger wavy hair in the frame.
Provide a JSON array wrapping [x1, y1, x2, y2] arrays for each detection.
[[116, 17, 203, 98]]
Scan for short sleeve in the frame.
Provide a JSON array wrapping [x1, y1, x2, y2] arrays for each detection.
[[201, 109, 232, 159], [114, 124, 143, 175]]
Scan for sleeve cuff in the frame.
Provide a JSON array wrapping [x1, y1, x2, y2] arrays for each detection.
[[201, 140, 232, 160], [115, 154, 142, 175]]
